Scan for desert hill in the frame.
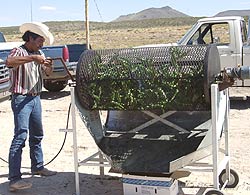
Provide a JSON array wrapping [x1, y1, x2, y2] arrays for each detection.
[[215, 9, 250, 17], [113, 6, 190, 22]]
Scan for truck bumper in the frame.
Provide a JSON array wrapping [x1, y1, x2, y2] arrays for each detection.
[[0, 91, 10, 103], [0, 80, 11, 103], [0, 87, 10, 103]]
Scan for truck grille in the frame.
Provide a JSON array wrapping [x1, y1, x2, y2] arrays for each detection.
[[0, 63, 9, 84]]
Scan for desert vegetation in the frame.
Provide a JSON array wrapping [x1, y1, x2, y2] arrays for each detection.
[[0, 17, 200, 49]]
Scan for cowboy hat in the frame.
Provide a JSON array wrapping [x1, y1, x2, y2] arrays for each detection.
[[19, 22, 54, 45]]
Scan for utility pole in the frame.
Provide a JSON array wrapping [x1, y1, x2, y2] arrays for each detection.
[[85, 0, 90, 49], [30, 0, 33, 22]]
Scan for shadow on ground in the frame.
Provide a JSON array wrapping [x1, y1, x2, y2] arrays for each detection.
[[0, 172, 123, 195], [40, 90, 71, 100], [0, 169, 232, 195]]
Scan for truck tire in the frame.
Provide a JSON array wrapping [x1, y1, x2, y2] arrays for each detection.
[[44, 80, 68, 92]]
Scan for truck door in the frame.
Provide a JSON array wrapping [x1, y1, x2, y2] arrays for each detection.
[[187, 22, 238, 70]]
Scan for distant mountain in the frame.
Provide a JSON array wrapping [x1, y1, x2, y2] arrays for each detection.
[[214, 10, 250, 17], [113, 6, 190, 22]]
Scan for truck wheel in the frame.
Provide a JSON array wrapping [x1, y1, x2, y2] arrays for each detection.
[[44, 80, 68, 92]]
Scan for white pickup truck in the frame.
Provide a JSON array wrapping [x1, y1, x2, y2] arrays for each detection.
[[141, 16, 250, 86]]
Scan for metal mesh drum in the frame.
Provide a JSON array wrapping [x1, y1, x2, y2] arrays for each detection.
[[76, 45, 220, 111]]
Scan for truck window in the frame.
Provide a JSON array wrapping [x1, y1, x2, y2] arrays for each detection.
[[188, 24, 209, 45], [188, 23, 230, 45]]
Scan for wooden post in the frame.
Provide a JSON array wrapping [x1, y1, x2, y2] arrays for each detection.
[[85, 0, 90, 49]]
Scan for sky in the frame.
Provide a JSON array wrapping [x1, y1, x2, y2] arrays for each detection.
[[0, 0, 250, 27]]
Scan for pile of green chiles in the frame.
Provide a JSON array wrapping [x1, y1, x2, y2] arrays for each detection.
[[85, 48, 208, 111]]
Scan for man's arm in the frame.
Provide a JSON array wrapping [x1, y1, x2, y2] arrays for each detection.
[[6, 55, 46, 68]]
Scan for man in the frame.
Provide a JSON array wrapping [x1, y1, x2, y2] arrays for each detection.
[[6, 22, 57, 192]]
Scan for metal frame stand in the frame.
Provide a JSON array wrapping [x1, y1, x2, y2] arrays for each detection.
[[60, 86, 110, 195], [64, 84, 232, 195], [179, 84, 231, 194], [70, 86, 81, 195], [211, 84, 230, 191]]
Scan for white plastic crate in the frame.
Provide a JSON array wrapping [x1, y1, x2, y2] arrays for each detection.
[[122, 174, 179, 195]]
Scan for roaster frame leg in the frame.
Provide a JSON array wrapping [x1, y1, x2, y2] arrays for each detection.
[[70, 86, 80, 195]]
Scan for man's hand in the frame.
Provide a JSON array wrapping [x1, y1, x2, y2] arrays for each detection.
[[43, 57, 53, 67], [42, 57, 53, 76]]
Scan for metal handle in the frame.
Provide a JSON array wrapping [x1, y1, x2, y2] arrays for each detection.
[[50, 57, 75, 82], [0, 57, 76, 82]]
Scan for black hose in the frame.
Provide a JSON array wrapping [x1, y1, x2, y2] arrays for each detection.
[[0, 157, 8, 164], [0, 103, 72, 167], [44, 103, 71, 166]]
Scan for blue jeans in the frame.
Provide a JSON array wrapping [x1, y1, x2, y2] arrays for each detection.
[[8, 94, 44, 182]]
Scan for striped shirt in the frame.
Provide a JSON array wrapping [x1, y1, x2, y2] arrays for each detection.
[[8, 45, 45, 94]]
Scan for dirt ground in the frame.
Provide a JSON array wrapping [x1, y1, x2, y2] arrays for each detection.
[[0, 86, 250, 195]]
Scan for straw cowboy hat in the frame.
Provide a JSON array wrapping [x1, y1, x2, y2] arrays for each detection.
[[19, 22, 54, 45]]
